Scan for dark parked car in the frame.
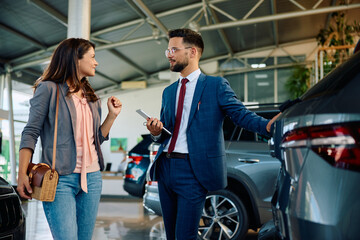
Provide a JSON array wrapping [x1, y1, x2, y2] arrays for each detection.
[[259, 50, 360, 240], [123, 134, 159, 198], [0, 177, 26, 240], [144, 106, 281, 240]]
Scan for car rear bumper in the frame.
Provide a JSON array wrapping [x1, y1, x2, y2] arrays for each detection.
[[288, 216, 349, 240], [143, 184, 162, 216], [123, 179, 144, 198]]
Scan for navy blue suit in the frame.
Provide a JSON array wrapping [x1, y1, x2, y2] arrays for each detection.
[[148, 73, 269, 239]]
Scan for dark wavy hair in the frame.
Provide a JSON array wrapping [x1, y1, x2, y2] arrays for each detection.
[[168, 28, 204, 56], [34, 38, 98, 102]]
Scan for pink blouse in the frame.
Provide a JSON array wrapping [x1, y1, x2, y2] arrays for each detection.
[[72, 94, 100, 193]]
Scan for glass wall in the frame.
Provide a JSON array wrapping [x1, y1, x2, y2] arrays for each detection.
[[222, 56, 305, 105], [0, 81, 31, 182], [248, 69, 274, 103], [226, 74, 245, 101]]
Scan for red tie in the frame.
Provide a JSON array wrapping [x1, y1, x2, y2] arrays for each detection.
[[168, 78, 189, 153]]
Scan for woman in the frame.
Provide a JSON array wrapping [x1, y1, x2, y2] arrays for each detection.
[[17, 38, 122, 240]]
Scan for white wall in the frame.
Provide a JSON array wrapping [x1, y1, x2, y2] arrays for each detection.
[[100, 83, 169, 166]]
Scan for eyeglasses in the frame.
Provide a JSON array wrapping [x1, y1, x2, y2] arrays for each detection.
[[165, 47, 192, 57]]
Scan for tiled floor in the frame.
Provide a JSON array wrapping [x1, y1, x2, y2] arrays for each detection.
[[23, 196, 258, 240]]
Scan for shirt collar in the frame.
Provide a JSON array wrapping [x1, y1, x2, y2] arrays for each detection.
[[180, 69, 201, 83]]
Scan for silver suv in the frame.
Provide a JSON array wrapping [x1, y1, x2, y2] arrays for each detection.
[[143, 106, 280, 240], [259, 48, 360, 240]]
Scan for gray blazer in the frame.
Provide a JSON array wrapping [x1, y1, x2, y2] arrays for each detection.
[[20, 81, 108, 175]]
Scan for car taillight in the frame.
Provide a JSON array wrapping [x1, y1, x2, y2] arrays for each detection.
[[125, 174, 135, 179], [282, 122, 360, 171], [147, 181, 158, 186], [128, 156, 143, 165], [150, 150, 158, 163]]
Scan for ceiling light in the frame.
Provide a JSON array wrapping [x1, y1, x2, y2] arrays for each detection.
[[251, 63, 266, 68]]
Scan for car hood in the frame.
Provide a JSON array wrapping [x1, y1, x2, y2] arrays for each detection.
[[0, 177, 15, 195]]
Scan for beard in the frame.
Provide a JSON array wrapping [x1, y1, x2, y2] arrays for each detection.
[[170, 59, 188, 72]]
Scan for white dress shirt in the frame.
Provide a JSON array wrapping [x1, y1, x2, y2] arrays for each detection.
[[163, 69, 201, 153]]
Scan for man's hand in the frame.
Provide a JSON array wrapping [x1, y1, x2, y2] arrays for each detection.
[[266, 112, 281, 133], [146, 117, 163, 136]]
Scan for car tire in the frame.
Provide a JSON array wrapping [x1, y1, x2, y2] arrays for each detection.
[[198, 189, 249, 240], [149, 216, 166, 240]]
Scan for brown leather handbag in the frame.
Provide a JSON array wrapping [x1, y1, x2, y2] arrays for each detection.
[[26, 85, 60, 202]]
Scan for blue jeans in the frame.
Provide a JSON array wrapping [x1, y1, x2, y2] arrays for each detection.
[[43, 171, 102, 240]]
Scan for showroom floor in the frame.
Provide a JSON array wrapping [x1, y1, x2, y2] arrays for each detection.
[[22, 196, 259, 240]]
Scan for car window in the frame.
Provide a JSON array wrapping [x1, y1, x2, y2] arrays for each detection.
[[223, 109, 279, 142]]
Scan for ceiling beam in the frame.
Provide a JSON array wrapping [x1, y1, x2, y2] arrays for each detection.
[[94, 70, 119, 84], [324, 0, 337, 30], [21, 68, 42, 77], [9, 0, 229, 64], [312, 0, 324, 9], [270, 0, 279, 46], [90, 1, 227, 36], [289, 0, 306, 11], [132, 0, 168, 37], [205, 1, 234, 56], [0, 23, 46, 49], [27, 0, 67, 27], [8, 1, 352, 76], [200, 3, 360, 31], [95, 35, 160, 51], [11, 35, 161, 71], [108, 49, 149, 77], [125, 0, 147, 19], [243, 0, 264, 19]]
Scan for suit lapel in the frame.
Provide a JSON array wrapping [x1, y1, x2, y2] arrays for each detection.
[[188, 73, 207, 127], [168, 80, 179, 127]]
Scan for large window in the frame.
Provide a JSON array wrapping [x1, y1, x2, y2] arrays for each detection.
[[220, 56, 306, 104], [0, 81, 31, 182], [226, 74, 245, 101], [248, 69, 274, 103]]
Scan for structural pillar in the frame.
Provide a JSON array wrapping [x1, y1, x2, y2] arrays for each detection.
[[5, 66, 16, 184], [0, 74, 4, 107], [67, 0, 91, 39]]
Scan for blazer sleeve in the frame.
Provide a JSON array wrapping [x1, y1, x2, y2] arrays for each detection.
[[20, 82, 52, 151], [216, 77, 270, 136], [96, 98, 109, 144]]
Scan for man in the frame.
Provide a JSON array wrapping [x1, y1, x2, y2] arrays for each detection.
[[146, 28, 279, 240]]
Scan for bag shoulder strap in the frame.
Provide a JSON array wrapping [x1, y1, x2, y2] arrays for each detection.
[[51, 85, 60, 172]]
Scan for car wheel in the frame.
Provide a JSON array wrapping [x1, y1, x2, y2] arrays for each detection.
[[198, 189, 249, 240], [149, 217, 166, 240]]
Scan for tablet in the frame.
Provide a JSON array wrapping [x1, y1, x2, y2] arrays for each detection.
[[136, 109, 172, 135]]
